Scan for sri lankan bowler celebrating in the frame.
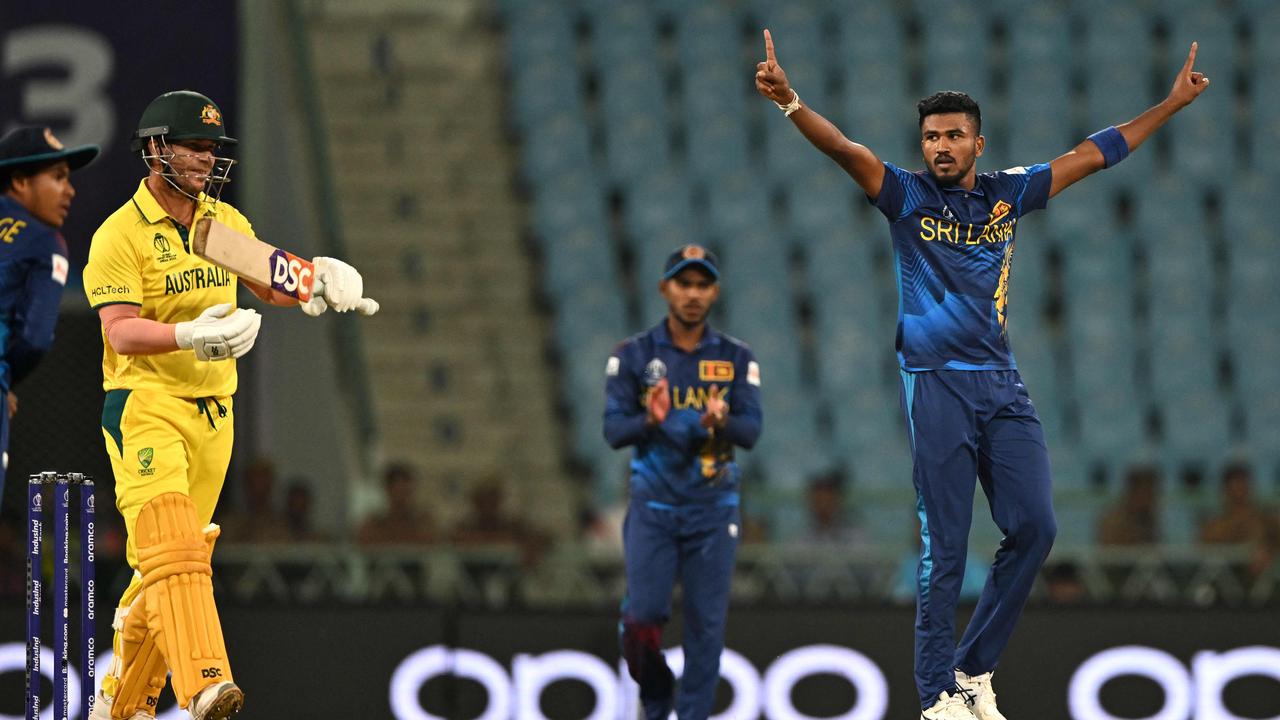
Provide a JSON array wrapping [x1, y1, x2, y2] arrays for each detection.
[[756, 30, 1209, 720], [84, 91, 372, 719]]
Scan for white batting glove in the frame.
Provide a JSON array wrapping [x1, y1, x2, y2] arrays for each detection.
[[312, 256, 364, 313], [175, 303, 262, 361], [299, 295, 329, 317]]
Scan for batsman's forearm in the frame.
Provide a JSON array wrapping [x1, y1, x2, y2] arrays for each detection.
[[240, 278, 299, 307], [1117, 98, 1181, 154], [103, 316, 181, 355]]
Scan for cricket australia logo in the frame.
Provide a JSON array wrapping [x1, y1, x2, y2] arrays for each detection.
[[644, 358, 667, 386], [200, 104, 222, 126], [138, 447, 156, 476], [153, 234, 177, 264]]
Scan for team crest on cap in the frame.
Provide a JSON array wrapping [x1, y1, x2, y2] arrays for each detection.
[[200, 104, 222, 126], [43, 128, 64, 151], [682, 245, 706, 260]]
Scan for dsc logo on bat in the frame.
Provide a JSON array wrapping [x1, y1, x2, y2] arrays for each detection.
[[269, 250, 315, 301]]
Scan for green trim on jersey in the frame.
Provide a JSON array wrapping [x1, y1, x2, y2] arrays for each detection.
[[102, 388, 132, 457]]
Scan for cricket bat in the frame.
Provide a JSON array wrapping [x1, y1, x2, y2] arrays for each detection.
[[192, 217, 379, 316]]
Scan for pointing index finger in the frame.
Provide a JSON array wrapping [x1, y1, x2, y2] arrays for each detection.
[[1182, 41, 1198, 75], [764, 28, 777, 67]]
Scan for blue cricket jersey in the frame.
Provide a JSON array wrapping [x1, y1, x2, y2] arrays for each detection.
[[604, 320, 762, 507], [0, 195, 68, 390], [870, 161, 1053, 371]]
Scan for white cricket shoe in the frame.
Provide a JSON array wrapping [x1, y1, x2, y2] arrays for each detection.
[[188, 682, 243, 720], [956, 670, 1008, 720], [89, 690, 154, 719], [921, 689, 978, 719]]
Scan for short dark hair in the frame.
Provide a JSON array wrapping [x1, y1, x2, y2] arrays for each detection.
[[0, 160, 58, 193], [917, 91, 982, 134]]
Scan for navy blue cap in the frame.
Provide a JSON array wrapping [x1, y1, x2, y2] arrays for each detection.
[[0, 127, 98, 172], [662, 244, 720, 281]]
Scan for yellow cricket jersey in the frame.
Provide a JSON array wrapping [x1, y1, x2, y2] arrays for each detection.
[[83, 179, 252, 397]]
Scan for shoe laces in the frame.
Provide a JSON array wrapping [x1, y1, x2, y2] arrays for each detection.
[[959, 672, 1000, 712]]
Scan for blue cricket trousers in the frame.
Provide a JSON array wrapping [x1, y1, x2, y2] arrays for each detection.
[[620, 499, 739, 720], [900, 369, 1057, 709]]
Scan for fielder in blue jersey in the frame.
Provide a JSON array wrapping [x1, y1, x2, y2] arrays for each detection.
[[0, 127, 98, 509], [604, 245, 762, 720], [757, 30, 1210, 720]]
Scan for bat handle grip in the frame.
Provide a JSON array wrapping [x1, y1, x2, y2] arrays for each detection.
[[310, 277, 380, 316]]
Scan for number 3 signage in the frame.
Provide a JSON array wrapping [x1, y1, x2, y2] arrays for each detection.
[[3, 26, 115, 149]]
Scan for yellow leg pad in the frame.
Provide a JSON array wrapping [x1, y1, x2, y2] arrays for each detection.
[[111, 599, 167, 719], [135, 493, 233, 708]]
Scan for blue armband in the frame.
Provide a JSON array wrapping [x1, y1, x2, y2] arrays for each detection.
[[1087, 126, 1130, 168]]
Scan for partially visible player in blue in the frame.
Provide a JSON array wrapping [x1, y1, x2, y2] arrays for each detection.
[[604, 244, 763, 720], [0, 126, 98, 509], [756, 29, 1210, 720]]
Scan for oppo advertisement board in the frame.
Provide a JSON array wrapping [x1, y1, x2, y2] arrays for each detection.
[[1, 606, 1277, 718]]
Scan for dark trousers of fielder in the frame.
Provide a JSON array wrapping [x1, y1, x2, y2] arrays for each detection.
[[900, 369, 1057, 709], [620, 500, 739, 720]]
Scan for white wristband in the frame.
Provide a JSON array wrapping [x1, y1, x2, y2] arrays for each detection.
[[775, 89, 801, 117]]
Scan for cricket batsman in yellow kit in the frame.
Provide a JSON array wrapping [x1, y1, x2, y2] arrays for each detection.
[[83, 90, 373, 719]]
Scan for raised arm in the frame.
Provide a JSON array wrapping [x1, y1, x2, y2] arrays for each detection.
[[1048, 42, 1210, 198], [755, 29, 885, 199]]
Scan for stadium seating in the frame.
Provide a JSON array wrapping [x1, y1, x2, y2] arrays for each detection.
[[503, 0, 1280, 549]]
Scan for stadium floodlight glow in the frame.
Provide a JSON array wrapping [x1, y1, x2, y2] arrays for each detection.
[[762, 645, 889, 720]]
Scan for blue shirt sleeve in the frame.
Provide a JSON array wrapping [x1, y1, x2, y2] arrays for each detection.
[[994, 163, 1052, 217], [722, 347, 762, 449], [8, 230, 66, 385], [870, 162, 930, 222], [603, 342, 650, 449]]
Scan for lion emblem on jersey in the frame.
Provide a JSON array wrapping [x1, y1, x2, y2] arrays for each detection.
[[989, 200, 1012, 224]]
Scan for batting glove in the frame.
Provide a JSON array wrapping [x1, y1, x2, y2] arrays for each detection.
[[312, 256, 364, 313], [299, 295, 329, 317], [175, 303, 262, 361]]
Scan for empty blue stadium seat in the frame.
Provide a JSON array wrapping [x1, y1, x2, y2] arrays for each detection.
[[586, 1, 658, 70], [706, 172, 773, 239], [531, 169, 607, 242], [510, 56, 584, 134], [603, 109, 671, 188], [521, 112, 593, 185], [677, 2, 743, 69]]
